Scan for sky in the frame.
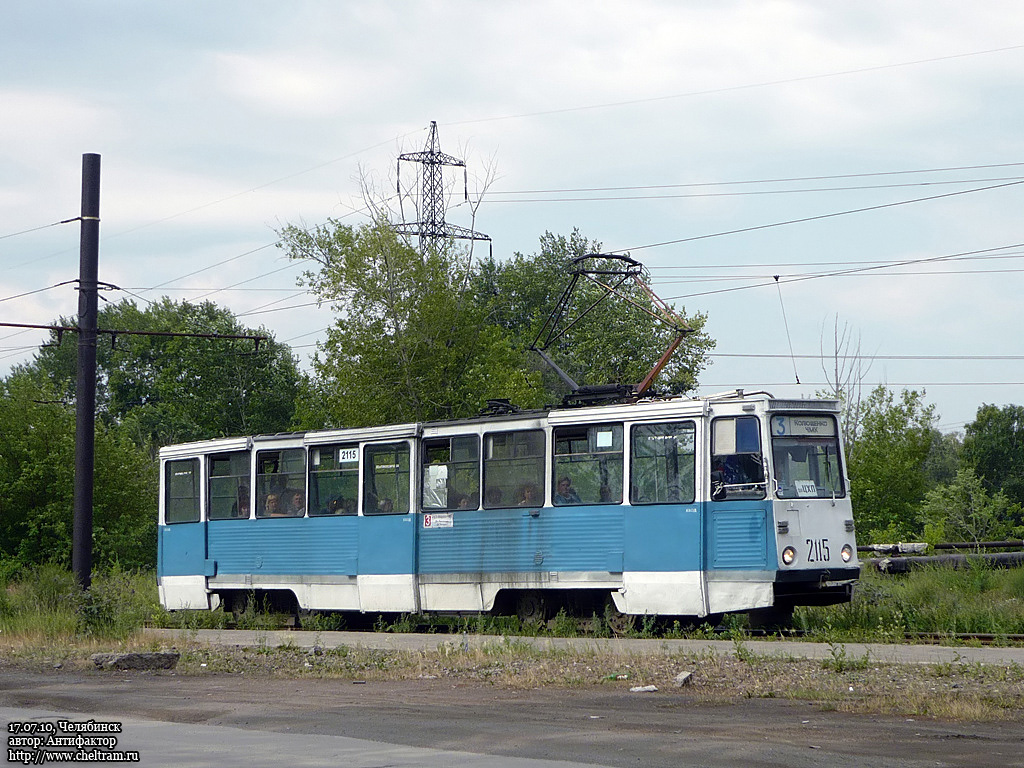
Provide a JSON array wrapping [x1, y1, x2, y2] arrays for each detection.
[[2, 1, 1023, 433]]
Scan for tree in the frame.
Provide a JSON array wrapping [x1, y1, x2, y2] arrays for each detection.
[[279, 218, 540, 428], [922, 428, 962, 490], [846, 386, 937, 540], [27, 298, 300, 448], [919, 468, 1023, 546], [472, 230, 715, 403], [0, 370, 157, 572], [962, 404, 1024, 518]]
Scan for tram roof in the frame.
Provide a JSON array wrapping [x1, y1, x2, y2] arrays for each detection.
[[159, 390, 840, 457]]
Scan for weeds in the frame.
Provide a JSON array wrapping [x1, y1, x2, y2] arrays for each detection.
[[3, 563, 1024, 648], [821, 643, 871, 673]]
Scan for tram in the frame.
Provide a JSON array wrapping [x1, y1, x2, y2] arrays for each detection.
[[158, 389, 859, 625]]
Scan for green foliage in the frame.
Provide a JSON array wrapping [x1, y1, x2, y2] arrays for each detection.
[[29, 298, 299, 448], [0, 565, 160, 640], [922, 428, 962, 489], [473, 230, 715, 403], [0, 371, 157, 571], [800, 564, 1024, 638], [846, 386, 936, 540], [2, 298, 296, 572], [920, 468, 1024, 545], [280, 219, 541, 427], [962, 403, 1024, 517], [77, 564, 162, 638]]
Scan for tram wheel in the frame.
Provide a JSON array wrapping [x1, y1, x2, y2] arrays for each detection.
[[603, 595, 637, 636], [515, 591, 548, 624]]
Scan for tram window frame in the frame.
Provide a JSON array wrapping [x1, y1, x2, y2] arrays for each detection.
[[552, 423, 623, 505], [255, 448, 307, 518], [630, 421, 696, 505], [482, 429, 545, 509], [421, 435, 480, 511], [309, 443, 360, 516], [710, 416, 767, 501], [164, 458, 200, 524], [769, 415, 846, 499], [363, 442, 411, 515], [208, 451, 251, 520]]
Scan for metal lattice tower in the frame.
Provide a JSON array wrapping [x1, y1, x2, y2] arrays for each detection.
[[393, 121, 490, 253]]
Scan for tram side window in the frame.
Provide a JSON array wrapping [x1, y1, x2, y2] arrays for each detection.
[[710, 416, 766, 501], [208, 451, 251, 520], [770, 415, 845, 499], [483, 430, 544, 508], [309, 444, 359, 515], [630, 422, 696, 504], [422, 436, 480, 511], [256, 448, 306, 517], [165, 458, 200, 524], [364, 443, 411, 515], [552, 424, 623, 505]]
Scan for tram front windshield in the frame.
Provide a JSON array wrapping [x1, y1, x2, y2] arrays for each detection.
[[770, 415, 845, 499]]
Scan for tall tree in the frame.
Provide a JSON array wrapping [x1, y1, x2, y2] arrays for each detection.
[[846, 386, 936, 540], [962, 403, 1024, 518], [472, 230, 714, 403], [279, 218, 539, 428], [0, 370, 156, 572], [27, 298, 299, 448]]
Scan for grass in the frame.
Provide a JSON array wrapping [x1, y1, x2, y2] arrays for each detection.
[[3, 563, 1023, 645], [796, 562, 1024, 641], [0, 564, 1022, 721]]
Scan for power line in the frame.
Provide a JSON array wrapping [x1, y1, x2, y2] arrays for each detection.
[[492, 162, 1024, 194], [487, 176, 1024, 203], [611, 179, 1024, 254], [648, 250, 1024, 271], [709, 353, 1024, 362], [652, 267, 1024, 286], [0, 217, 81, 241], [700, 381, 1024, 387], [449, 44, 1024, 126], [0, 280, 77, 304], [657, 241, 1024, 301]]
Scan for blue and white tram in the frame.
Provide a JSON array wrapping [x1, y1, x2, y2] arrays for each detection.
[[157, 390, 859, 623]]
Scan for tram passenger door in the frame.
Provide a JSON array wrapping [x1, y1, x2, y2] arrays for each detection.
[[358, 441, 419, 613], [704, 416, 774, 614]]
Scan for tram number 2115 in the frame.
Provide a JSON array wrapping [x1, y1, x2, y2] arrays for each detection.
[[806, 538, 831, 563]]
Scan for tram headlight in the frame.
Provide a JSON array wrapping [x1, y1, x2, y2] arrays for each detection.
[[841, 544, 853, 563], [782, 546, 796, 566]]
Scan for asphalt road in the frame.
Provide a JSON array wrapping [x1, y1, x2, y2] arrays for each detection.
[[1, 631, 1023, 768]]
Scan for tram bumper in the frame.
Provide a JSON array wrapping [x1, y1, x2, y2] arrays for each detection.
[[773, 566, 859, 606]]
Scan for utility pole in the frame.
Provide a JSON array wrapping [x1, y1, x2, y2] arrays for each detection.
[[393, 121, 490, 253], [72, 153, 100, 590]]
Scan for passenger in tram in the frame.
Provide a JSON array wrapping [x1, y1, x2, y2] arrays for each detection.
[[234, 486, 250, 517], [553, 476, 582, 505], [484, 487, 504, 507], [517, 483, 541, 506], [263, 492, 282, 516], [286, 489, 306, 516]]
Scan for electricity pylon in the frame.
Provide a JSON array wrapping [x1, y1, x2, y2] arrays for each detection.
[[393, 121, 490, 253]]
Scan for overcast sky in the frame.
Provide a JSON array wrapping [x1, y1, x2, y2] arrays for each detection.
[[2, 1, 1023, 432]]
